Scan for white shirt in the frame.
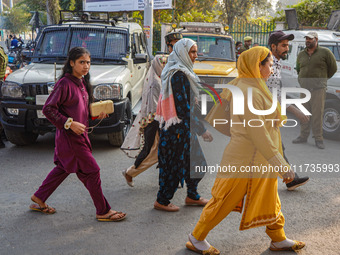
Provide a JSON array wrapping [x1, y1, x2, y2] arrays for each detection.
[[266, 55, 290, 108]]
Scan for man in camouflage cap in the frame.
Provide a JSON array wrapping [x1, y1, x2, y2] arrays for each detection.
[[165, 32, 183, 53]]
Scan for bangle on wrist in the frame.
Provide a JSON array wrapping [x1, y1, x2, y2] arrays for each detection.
[[64, 117, 73, 130]]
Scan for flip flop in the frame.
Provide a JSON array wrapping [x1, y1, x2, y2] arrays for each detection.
[[186, 240, 220, 255], [29, 204, 56, 214], [269, 240, 305, 251], [96, 211, 127, 222]]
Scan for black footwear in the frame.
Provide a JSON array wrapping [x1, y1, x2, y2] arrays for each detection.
[[0, 132, 6, 141], [286, 176, 309, 191], [315, 140, 325, 149], [0, 139, 5, 148], [292, 136, 307, 144]]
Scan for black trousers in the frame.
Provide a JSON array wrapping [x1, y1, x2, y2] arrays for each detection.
[[282, 143, 300, 182]]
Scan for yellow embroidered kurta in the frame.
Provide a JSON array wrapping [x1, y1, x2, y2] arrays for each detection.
[[193, 47, 290, 242], [217, 79, 290, 231]]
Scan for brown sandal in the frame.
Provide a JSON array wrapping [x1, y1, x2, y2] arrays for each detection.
[[185, 197, 209, 206], [269, 240, 305, 251], [96, 211, 127, 222], [154, 201, 180, 212]]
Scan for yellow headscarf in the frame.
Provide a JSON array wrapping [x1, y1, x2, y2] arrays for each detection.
[[220, 46, 286, 126]]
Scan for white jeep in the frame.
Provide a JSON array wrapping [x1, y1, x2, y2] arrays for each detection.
[[0, 11, 149, 146]]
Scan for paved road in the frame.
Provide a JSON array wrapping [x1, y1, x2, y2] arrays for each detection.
[[0, 116, 339, 255]]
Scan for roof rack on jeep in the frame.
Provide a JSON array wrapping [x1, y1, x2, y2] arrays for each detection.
[[59, 10, 122, 27]]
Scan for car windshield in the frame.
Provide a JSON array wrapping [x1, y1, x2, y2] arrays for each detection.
[[321, 44, 340, 61], [183, 35, 234, 61], [34, 27, 128, 62]]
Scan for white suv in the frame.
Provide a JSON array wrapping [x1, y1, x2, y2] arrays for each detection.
[[0, 11, 149, 146]]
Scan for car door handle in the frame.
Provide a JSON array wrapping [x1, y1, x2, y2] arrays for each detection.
[[138, 66, 141, 70]]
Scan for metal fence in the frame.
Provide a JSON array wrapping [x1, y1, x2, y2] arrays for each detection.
[[152, 20, 276, 53], [153, 22, 162, 54], [229, 20, 276, 47]]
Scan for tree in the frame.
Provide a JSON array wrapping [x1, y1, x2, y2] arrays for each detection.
[[60, 0, 76, 10], [75, 0, 83, 10], [17, 0, 46, 11], [174, 0, 219, 16], [46, 0, 60, 25], [221, 0, 269, 28], [135, 0, 222, 26], [18, 0, 60, 25], [4, 6, 31, 34], [131, 1, 224, 53]]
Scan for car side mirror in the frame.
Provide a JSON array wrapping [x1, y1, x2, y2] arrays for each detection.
[[135, 53, 148, 62]]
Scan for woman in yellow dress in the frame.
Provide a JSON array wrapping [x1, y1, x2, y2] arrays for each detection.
[[185, 47, 305, 254]]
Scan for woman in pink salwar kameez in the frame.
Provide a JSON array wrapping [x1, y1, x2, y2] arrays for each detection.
[[29, 47, 126, 222]]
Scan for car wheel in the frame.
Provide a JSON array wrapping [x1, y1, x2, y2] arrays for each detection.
[[323, 99, 340, 140], [107, 99, 132, 146], [4, 129, 38, 146]]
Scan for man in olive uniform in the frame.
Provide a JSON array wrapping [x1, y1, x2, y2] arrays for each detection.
[[292, 32, 337, 149], [0, 45, 8, 148]]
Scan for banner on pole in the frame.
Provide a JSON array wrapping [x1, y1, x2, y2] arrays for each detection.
[[143, 26, 151, 39], [85, 0, 172, 12]]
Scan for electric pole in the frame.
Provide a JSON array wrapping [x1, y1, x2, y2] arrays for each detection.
[[144, 0, 154, 57]]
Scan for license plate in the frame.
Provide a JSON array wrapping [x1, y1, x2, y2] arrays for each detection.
[[36, 95, 49, 119]]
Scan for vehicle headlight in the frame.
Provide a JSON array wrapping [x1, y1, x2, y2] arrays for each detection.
[[47, 82, 55, 94], [1, 81, 23, 98], [93, 84, 122, 100]]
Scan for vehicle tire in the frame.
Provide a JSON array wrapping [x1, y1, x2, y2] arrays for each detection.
[[4, 129, 38, 146], [107, 99, 132, 147], [323, 99, 340, 140]]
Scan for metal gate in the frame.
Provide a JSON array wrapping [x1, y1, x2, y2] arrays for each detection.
[[152, 19, 276, 53], [229, 20, 276, 46]]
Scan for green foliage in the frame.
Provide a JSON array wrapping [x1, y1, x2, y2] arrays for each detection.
[[74, 0, 83, 11], [17, 0, 60, 25], [132, 11, 143, 27], [174, 0, 219, 15], [4, 6, 31, 34], [221, 0, 270, 27], [60, 0, 76, 11], [132, 6, 224, 54], [17, 0, 46, 12], [177, 9, 223, 23], [274, 0, 340, 27], [133, 8, 223, 27]]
